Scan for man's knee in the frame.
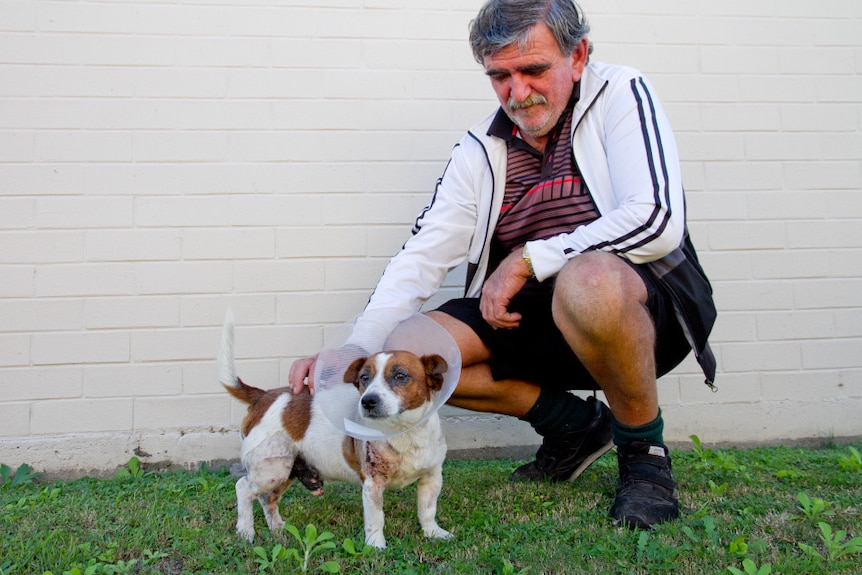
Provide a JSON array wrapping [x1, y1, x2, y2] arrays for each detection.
[[552, 253, 648, 325]]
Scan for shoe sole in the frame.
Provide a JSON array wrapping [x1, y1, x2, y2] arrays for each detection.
[[564, 438, 615, 481]]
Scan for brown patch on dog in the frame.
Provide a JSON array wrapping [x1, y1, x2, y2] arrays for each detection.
[[343, 356, 371, 390], [282, 388, 313, 442], [342, 436, 364, 482], [385, 351, 448, 411], [236, 385, 291, 437]]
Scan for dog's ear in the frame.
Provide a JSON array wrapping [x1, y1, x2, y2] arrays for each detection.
[[343, 357, 368, 386], [421, 354, 448, 392]]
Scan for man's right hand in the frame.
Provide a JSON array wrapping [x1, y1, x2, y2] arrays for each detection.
[[288, 354, 319, 395]]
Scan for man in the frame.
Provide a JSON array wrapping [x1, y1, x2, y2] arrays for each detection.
[[290, 0, 716, 529]]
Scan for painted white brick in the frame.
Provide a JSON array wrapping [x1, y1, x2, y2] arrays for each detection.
[[835, 308, 862, 338], [761, 370, 843, 402], [0, 366, 83, 401], [781, 104, 858, 132], [232, 260, 325, 293], [744, 133, 824, 162], [277, 227, 367, 258], [706, 221, 786, 251], [324, 259, 388, 291], [134, 262, 232, 295], [230, 325, 324, 360], [276, 292, 371, 325], [134, 396, 232, 431], [0, 164, 84, 196], [840, 369, 862, 398], [709, 312, 757, 343], [36, 197, 134, 229], [182, 228, 275, 260], [802, 339, 862, 370], [228, 195, 323, 227], [784, 161, 861, 190], [134, 132, 228, 163], [793, 278, 862, 309], [0, 198, 33, 229], [829, 249, 862, 278], [32, 399, 133, 434], [721, 341, 803, 372], [180, 294, 276, 328], [815, 75, 862, 103], [747, 191, 828, 221], [35, 263, 136, 297], [0, 265, 35, 297], [135, 196, 233, 228], [84, 296, 180, 330], [0, 299, 83, 333], [749, 250, 830, 280], [701, 104, 781, 132], [0, 335, 30, 367], [787, 221, 862, 249], [703, 161, 784, 191], [714, 280, 795, 312], [84, 230, 182, 262], [0, 403, 30, 437], [756, 310, 835, 341], [84, 363, 183, 399], [0, 232, 83, 264], [35, 132, 133, 163], [32, 331, 130, 366]]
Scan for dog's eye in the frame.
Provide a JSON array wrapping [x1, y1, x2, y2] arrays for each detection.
[[359, 373, 370, 385], [393, 370, 410, 384]]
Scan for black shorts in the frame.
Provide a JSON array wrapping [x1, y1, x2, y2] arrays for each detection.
[[434, 261, 691, 391]]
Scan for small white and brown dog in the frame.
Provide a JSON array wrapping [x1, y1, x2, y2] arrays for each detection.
[[218, 313, 452, 549]]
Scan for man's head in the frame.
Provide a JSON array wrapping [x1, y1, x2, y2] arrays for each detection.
[[469, 0, 592, 65], [469, 0, 592, 147]]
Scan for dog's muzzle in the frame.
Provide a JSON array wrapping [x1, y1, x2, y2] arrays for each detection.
[[361, 393, 385, 418]]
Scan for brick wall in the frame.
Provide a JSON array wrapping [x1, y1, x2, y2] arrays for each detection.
[[1, 0, 860, 476]]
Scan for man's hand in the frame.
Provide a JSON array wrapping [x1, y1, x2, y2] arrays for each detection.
[[288, 354, 319, 394], [480, 248, 532, 329]]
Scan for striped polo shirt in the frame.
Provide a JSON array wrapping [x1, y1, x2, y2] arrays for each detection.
[[488, 83, 600, 298]]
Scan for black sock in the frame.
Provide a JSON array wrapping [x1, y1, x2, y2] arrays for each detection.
[[521, 388, 594, 436], [611, 410, 664, 448]]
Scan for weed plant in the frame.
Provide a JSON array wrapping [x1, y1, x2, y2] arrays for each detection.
[[1, 441, 860, 574]]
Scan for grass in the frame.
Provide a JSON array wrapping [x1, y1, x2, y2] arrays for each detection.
[[1, 439, 860, 575]]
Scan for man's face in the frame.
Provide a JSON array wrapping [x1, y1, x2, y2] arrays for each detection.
[[483, 22, 588, 149]]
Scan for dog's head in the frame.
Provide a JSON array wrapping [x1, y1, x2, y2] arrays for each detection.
[[343, 351, 448, 427]]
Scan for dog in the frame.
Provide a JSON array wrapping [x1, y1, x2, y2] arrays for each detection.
[[218, 313, 452, 549]]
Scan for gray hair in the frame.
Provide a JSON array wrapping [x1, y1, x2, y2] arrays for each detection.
[[469, 0, 592, 64]]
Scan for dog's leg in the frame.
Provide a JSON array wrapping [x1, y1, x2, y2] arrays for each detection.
[[362, 480, 387, 549], [417, 469, 452, 540], [235, 475, 257, 542], [259, 478, 292, 532]]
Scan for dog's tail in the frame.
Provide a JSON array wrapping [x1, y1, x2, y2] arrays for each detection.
[[218, 308, 266, 405]]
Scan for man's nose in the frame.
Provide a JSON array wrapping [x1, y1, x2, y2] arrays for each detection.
[[509, 73, 532, 103]]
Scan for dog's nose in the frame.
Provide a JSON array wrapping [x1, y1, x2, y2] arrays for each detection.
[[361, 394, 380, 413]]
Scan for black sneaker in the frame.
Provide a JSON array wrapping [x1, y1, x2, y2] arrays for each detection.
[[510, 396, 614, 482], [610, 441, 679, 529]]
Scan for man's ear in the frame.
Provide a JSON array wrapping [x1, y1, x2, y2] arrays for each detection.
[[343, 357, 368, 385], [571, 37, 589, 81]]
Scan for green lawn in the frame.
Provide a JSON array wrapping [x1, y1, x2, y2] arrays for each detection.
[[2, 440, 860, 574]]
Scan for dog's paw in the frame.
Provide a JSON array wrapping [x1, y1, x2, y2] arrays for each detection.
[[236, 524, 255, 543], [424, 525, 453, 540], [364, 531, 387, 550], [266, 516, 285, 531]]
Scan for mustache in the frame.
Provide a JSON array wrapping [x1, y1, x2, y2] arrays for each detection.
[[507, 94, 548, 111]]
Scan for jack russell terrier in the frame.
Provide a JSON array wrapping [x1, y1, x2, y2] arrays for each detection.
[[218, 313, 452, 549]]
